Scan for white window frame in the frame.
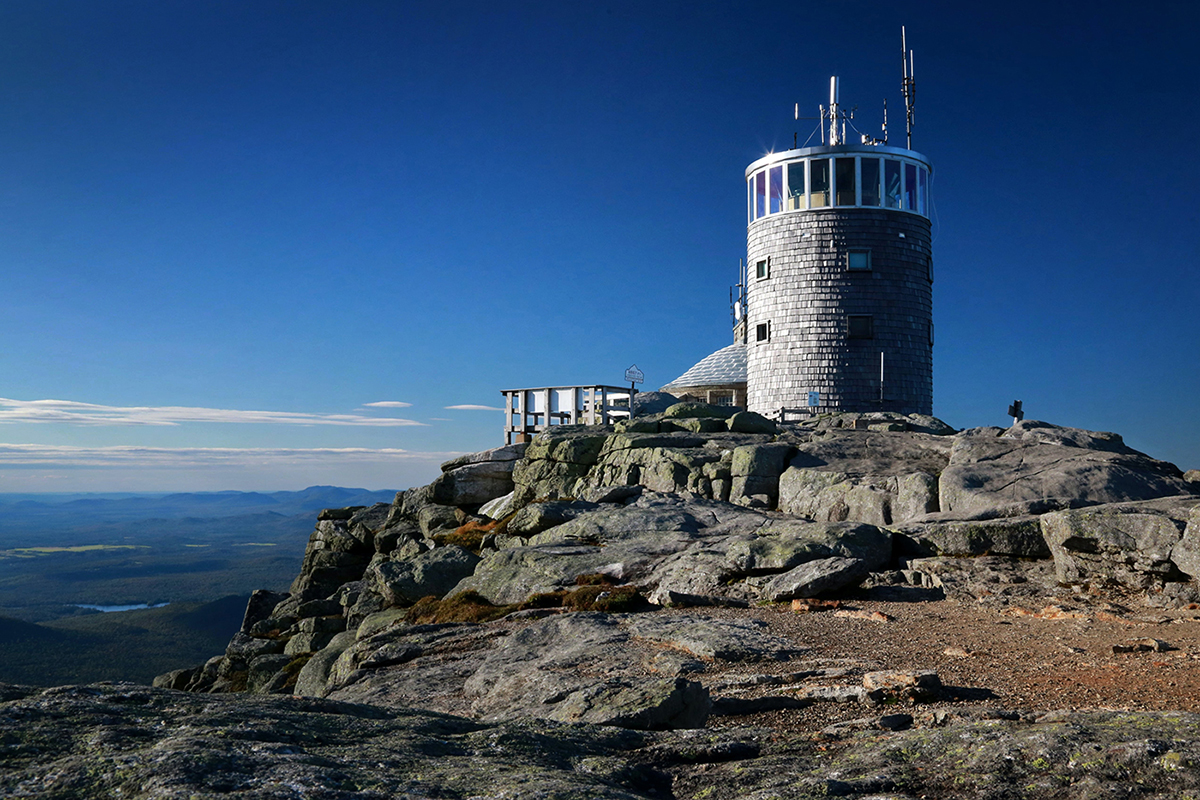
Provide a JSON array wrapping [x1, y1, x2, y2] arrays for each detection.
[[747, 154, 931, 221]]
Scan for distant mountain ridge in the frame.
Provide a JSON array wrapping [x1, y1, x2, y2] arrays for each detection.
[[0, 485, 396, 528]]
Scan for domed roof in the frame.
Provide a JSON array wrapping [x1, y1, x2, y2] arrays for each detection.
[[661, 343, 747, 390]]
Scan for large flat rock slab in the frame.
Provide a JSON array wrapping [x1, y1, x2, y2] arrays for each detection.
[[0, 683, 658, 799], [786, 429, 954, 476], [1041, 496, 1200, 597], [324, 610, 803, 730], [941, 422, 1194, 518]]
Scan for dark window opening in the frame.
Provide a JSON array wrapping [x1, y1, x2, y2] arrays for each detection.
[[835, 157, 856, 206], [848, 315, 874, 339], [884, 160, 902, 208], [847, 249, 871, 272], [755, 258, 769, 279], [810, 159, 830, 207], [861, 158, 881, 206], [787, 161, 805, 210], [756, 322, 770, 342]]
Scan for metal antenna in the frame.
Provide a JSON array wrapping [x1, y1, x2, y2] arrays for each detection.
[[793, 100, 820, 149], [829, 76, 841, 145], [901, 26, 916, 149], [881, 98, 888, 144], [730, 259, 748, 342]]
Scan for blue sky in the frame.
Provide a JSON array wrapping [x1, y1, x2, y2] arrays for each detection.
[[0, 0, 1196, 492]]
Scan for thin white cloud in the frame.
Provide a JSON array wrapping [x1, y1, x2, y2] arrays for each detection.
[[0, 444, 459, 469], [0, 398, 425, 427], [362, 401, 413, 408], [445, 404, 505, 411]]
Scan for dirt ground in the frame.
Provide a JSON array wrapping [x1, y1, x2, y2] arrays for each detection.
[[696, 569, 1200, 733]]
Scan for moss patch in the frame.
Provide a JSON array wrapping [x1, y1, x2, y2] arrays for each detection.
[[405, 591, 518, 625], [401, 581, 649, 625], [432, 519, 499, 552], [278, 654, 313, 692], [522, 579, 648, 613]]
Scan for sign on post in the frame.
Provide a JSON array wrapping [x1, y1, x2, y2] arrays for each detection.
[[808, 391, 820, 408], [624, 365, 644, 412]]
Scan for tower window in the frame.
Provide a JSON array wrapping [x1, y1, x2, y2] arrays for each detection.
[[905, 163, 918, 210], [861, 158, 881, 206], [884, 160, 902, 209], [810, 159, 830, 208], [755, 258, 770, 279], [847, 249, 871, 272], [769, 166, 784, 214], [756, 322, 770, 342], [787, 161, 806, 211], [848, 315, 874, 340], [835, 158, 856, 206]]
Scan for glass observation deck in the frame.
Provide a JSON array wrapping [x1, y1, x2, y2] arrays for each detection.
[[746, 144, 932, 224]]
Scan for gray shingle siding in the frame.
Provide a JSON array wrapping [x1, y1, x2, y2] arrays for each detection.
[[745, 208, 933, 416]]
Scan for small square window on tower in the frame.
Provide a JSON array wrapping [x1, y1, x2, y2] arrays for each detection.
[[755, 322, 770, 342], [847, 315, 874, 339], [847, 249, 871, 272], [755, 258, 770, 279]]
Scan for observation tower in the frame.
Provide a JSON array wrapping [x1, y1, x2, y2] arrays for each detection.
[[742, 38, 933, 418]]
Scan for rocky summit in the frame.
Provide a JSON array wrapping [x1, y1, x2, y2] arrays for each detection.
[[6, 405, 1200, 799]]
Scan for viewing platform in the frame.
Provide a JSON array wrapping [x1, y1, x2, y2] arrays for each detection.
[[501, 385, 631, 444]]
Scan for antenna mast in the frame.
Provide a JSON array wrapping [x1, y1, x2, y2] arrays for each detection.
[[828, 76, 841, 145], [901, 26, 916, 149]]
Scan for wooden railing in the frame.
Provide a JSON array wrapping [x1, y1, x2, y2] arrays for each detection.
[[501, 385, 631, 445]]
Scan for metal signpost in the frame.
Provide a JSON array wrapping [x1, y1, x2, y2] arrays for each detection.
[[624, 365, 644, 411]]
